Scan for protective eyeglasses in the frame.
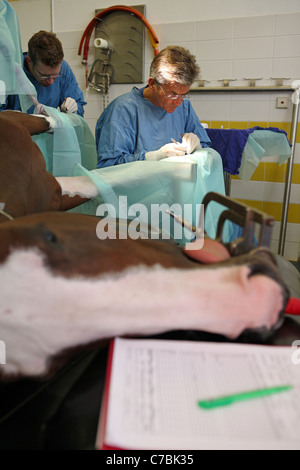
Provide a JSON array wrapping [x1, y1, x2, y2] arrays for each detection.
[[34, 66, 63, 81], [158, 82, 190, 101]]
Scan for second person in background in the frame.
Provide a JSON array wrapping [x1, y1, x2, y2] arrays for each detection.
[[1, 30, 87, 116]]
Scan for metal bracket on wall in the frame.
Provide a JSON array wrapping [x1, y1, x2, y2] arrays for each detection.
[[93, 5, 145, 85], [88, 53, 113, 92]]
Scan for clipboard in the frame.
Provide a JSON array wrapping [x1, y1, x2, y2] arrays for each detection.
[[95, 337, 300, 450], [96, 340, 124, 450]]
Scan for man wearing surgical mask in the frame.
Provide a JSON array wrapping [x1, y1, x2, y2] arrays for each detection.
[[1, 30, 86, 116], [96, 46, 210, 168]]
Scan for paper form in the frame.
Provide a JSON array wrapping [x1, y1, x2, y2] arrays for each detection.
[[99, 338, 300, 450]]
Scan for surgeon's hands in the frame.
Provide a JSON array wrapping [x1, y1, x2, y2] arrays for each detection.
[[34, 103, 47, 116], [145, 133, 202, 161], [181, 133, 201, 154], [145, 143, 186, 161], [61, 97, 78, 114]]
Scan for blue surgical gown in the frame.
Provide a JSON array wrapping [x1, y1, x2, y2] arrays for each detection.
[[96, 86, 211, 168], [0, 53, 87, 116]]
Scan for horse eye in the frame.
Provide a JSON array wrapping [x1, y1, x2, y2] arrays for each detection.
[[44, 230, 58, 244]]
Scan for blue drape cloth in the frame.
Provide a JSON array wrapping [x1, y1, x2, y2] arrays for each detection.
[[206, 127, 291, 178]]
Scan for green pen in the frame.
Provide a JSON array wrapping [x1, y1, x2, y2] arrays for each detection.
[[198, 385, 293, 409]]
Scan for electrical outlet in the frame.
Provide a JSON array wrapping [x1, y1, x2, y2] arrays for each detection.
[[276, 97, 288, 108]]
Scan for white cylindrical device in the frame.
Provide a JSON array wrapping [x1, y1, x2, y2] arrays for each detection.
[[94, 38, 109, 49]]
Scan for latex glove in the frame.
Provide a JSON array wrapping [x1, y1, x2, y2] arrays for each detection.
[[145, 143, 186, 161], [33, 102, 47, 116], [181, 133, 201, 154], [61, 97, 78, 114]]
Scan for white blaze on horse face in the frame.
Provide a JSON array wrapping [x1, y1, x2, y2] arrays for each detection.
[[0, 248, 284, 379]]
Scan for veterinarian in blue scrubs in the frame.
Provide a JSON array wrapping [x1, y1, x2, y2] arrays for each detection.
[[1, 30, 86, 116], [96, 46, 211, 168]]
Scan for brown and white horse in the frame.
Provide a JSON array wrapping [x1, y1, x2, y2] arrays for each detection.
[[0, 111, 289, 381]]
